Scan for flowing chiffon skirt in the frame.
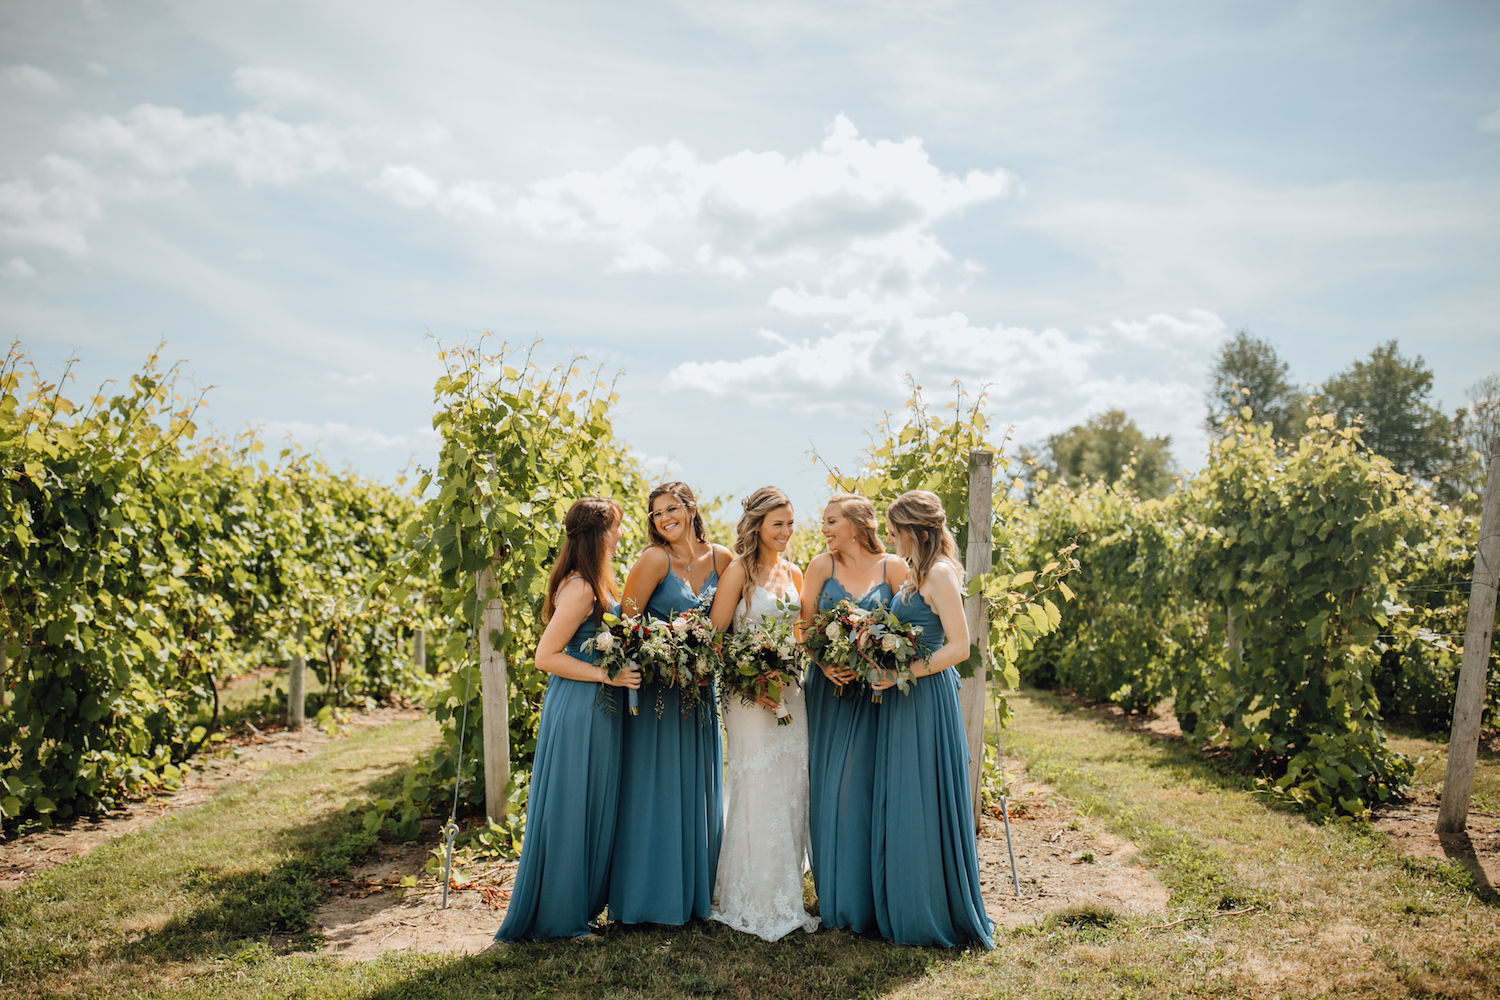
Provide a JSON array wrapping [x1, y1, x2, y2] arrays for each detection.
[[495, 676, 623, 941], [804, 666, 881, 934], [870, 667, 994, 949], [608, 681, 724, 924]]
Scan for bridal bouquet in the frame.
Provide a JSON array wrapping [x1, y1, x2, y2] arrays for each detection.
[[593, 612, 674, 716], [801, 599, 923, 703], [662, 609, 723, 713], [721, 603, 804, 725]]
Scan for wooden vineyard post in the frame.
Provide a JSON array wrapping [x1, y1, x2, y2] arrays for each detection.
[[1436, 452, 1500, 834], [477, 566, 511, 824], [413, 626, 426, 676], [961, 449, 994, 830], [287, 620, 307, 729]]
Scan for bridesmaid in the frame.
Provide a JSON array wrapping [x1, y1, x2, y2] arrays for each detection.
[[494, 497, 642, 942], [798, 492, 905, 935], [609, 482, 731, 925], [870, 489, 994, 949]]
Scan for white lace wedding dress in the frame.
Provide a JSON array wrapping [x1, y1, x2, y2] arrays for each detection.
[[710, 582, 821, 941]]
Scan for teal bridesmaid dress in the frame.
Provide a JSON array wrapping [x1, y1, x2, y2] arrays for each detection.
[[607, 563, 725, 925], [872, 586, 994, 949], [804, 556, 891, 934], [495, 603, 623, 941]]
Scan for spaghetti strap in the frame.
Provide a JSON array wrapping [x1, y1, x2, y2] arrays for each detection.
[[881, 555, 889, 587]]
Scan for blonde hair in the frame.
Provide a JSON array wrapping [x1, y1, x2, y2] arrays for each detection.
[[732, 486, 793, 611], [826, 492, 884, 557], [886, 490, 961, 594]]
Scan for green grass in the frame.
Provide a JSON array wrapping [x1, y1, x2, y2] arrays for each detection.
[[3, 690, 1497, 999]]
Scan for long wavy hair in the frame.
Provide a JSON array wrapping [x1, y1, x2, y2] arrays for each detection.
[[646, 481, 707, 547], [542, 497, 622, 626], [732, 486, 794, 611], [886, 489, 961, 594], [826, 492, 884, 557]]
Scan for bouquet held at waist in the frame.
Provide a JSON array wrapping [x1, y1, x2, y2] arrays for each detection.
[[799, 598, 923, 704], [593, 609, 722, 717], [720, 598, 805, 725]]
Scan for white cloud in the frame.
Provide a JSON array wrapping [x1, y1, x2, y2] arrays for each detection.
[[513, 115, 1014, 308], [3, 257, 37, 278], [324, 370, 376, 386], [0, 156, 105, 255], [61, 103, 349, 185], [232, 66, 335, 112], [1481, 108, 1500, 133], [2, 64, 60, 93], [367, 163, 498, 219], [665, 308, 1225, 460]]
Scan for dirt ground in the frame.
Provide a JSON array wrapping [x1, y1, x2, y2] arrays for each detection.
[[313, 753, 1172, 960], [7, 691, 1494, 961], [0, 705, 423, 891]]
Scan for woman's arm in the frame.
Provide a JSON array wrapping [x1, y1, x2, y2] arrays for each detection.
[[535, 578, 641, 688], [620, 546, 670, 617], [708, 560, 748, 632], [799, 553, 857, 685]]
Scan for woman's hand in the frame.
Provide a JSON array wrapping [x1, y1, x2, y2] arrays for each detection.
[[606, 664, 641, 689], [869, 669, 897, 692], [820, 660, 857, 685], [754, 692, 780, 711]]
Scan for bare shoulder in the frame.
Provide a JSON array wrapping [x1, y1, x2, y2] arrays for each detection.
[[806, 551, 834, 577], [631, 545, 671, 573], [786, 559, 805, 587], [711, 543, 734, 564]]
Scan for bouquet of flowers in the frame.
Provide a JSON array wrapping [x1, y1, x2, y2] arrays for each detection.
[[801, 599, 923, 703], [721, 601, 805, 725], [592, 612, 674, 716], [848, 605, 924, 703], [662, 609, 723, 713]]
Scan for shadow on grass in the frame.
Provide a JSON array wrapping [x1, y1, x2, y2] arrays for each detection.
[[351, 919, 962, 1000], [97, 766, 407, 966]]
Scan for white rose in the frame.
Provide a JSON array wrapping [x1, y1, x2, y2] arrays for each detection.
[[595, 632, 615, 652], [825, 622, 841, 640], [671, 617, 691, 634], [881, 633, 900, 653]]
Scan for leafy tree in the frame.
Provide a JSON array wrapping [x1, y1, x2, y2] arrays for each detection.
[[1205, 331, 1306, 440], [1463, 373, 1500, 463], [1322, 340, 1460, 481], [1040, 409, 1176, 500]]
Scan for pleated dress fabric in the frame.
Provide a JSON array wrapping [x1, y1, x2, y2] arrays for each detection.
[[607, 568, 725, 925], [495, 604, 623, 942], [872, 587, 995, 949], [804, 563, 891, 935]]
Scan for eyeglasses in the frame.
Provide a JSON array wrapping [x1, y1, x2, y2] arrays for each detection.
[[649, 503, 690, 521]]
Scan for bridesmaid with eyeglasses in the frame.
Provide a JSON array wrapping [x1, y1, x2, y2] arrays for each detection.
[[608, 482, 731, 926]]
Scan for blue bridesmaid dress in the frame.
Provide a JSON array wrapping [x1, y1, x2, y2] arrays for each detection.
[[495, 603, 623, 941], [804, 556, 891, 935], [872, 585, 994, 949], [607, 560, 725, 925]]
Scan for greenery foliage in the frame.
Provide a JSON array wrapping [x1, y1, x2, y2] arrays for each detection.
[[1204, 330, 1306, 441], [1035, 408, 1177, 500], [0, 345, 432, 831]]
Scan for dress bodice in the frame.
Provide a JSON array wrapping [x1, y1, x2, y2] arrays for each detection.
[[818, 556, 893, 612], [890, 587, 944, 657], [565, 601, 620, 664], [645, 560, 720, 621], [735, 579, 800, 630]]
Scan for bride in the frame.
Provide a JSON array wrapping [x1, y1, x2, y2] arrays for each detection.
[[706, 486, 820, 941]]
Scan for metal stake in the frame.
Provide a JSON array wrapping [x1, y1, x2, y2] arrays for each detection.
[[1000, 795, 1021, 898], [442, 584, 481, 909]]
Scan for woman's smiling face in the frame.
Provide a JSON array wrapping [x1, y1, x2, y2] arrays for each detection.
[[760, 504, 794, 554], [821, 502, 853, 551], [650, 493, 691, 544]]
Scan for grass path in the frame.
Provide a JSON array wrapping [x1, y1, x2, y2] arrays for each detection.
[[2, 692, 1496, 999]]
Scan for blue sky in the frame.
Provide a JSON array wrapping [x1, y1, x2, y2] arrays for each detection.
[[2, 0, 1497, 520]]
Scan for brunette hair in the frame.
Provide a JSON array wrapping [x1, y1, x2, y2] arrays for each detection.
[[826, 492, 884, 556], [542, 497, 622, 626], [732, 486, 793, 610], [886, 489, 962, 594], [646, 481, 707, 547]]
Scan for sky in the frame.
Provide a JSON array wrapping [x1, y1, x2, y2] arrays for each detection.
[[2, 0, 1498, 520]]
